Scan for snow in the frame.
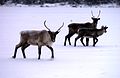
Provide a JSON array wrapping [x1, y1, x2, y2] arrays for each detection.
[[0, 6, 120, 78]]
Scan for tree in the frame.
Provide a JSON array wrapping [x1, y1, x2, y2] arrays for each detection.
[[0, 0, 7, 5]]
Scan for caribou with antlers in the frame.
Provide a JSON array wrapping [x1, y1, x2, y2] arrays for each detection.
[[12, 20, 64, 59], [64, 10, 101, 46]]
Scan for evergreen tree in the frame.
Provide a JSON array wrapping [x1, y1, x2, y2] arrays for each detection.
[[1, 0, 120, 6]]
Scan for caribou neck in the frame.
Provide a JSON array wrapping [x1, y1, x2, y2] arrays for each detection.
[[96, 29, 104, 37]]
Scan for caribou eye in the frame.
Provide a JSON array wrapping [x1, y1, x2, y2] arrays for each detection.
[[52, 40, 55, 42]]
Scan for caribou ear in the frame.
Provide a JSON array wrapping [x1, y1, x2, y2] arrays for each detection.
[[55, 31, 59, 35], [91, 17, 94, 19], [98, 18, 100, 20], [105, 26, 108, 29]]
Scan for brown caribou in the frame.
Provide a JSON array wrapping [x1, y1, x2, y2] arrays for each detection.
[[12, 20, 64, 59]]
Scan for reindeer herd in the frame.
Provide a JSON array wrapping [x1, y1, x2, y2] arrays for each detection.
[[12, 10, 108, 59]]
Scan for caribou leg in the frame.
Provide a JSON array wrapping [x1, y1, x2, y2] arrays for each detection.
[[93, 38, 98, 46], [86, 38, 89, 46], [12, 43, 23, 59], [46, 45, 54, 58], [21, 43, 30, 58], [64, 33, 75, 46], [74, 35, 81, 47], [38, 46, 42, 60], [80, 37, 86, 46]]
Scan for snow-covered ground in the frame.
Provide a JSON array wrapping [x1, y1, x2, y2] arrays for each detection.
[[0, 6, 120, 78]]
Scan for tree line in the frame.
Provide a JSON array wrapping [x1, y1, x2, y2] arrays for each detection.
[[0, 0, 120, 6]]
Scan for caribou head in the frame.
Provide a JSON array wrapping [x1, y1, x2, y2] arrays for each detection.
[[91, 10, 101, 24], [101, 26, 108, 33], [44, 20, 64, 42]]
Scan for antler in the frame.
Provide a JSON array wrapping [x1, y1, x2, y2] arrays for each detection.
[[44, 20, 51, 31], [91, 10, 95, 17], [44, 20, 64, 32], [97, 10, 101, 18], [57, 22, 64, 32]]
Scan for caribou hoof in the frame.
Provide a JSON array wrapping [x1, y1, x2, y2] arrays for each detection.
[[51, 56, 54, 58], [12, 56, 16, 59]]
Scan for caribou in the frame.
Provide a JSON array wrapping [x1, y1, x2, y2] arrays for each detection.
[[64, 10, 101, 46], [74, 26, 108, 46], [12, 20, 64, 59]]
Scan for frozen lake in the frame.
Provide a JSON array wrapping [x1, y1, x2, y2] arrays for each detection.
[[0, 6, 120, 78]]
